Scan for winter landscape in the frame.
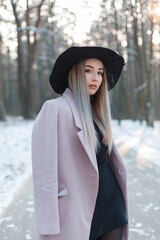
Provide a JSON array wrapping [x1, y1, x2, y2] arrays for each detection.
[[0, 117, 160, 239]]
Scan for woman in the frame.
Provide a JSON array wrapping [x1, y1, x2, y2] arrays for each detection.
[[31, 46, 129, 240]]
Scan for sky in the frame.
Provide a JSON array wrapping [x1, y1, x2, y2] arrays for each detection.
[[55, 0, 101, 43]]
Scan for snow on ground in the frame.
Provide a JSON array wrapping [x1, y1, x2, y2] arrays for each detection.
[[0, 117, 160, 216], [0, 116, 34, 217], [112, 120, 160, 167]]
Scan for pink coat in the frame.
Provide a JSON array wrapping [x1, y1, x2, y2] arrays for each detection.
[[31, 87, 129, 240]]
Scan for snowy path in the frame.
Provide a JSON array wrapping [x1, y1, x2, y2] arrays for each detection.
[[0, 117, 34, 216], [0, 117, 160, 239], [122, 145, 160, 240], [112, 120, 160, 167], [0, 145, 160, 240], [0, 176, 37, 240]]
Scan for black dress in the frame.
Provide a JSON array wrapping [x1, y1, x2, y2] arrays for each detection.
[[89, 122, 128, 240]]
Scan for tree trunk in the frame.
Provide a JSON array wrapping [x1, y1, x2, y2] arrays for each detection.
[[145, 19, 154, 127], [10, 0, 26, 117], [0, 35, 6, 120]]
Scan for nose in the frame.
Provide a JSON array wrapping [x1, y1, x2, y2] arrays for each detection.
[[92, 72, 99, 81]]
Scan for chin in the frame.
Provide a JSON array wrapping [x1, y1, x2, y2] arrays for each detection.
[[89, 90, 97, 95]]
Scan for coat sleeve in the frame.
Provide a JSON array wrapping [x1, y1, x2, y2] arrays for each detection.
[[31, 100, 60, 235]]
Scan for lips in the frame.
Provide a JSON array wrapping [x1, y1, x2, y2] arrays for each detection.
[[89, 84, 97, 89]]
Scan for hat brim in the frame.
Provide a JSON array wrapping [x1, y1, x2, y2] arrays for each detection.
[[49, 46, 125, 94]]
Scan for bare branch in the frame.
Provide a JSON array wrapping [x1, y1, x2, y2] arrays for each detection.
[[125, 48, 139, 56], [16, 26, 55, 36], [134, 82, 147, 93], [35, 55, 55, 64]]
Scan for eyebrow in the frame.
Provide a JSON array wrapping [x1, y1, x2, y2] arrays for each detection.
[[84, 65, 103, 71]]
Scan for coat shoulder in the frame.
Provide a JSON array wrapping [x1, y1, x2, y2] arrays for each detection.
[[34, 96, 72, 127], [32, 95, 71, 134], [43, 95, 70, 113]]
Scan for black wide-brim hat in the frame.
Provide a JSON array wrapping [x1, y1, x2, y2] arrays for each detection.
[[49, 46, 125, 94]]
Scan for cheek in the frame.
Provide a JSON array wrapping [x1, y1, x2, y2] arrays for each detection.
[[99, 77, 103, 86], [85, 73, 90, 83]]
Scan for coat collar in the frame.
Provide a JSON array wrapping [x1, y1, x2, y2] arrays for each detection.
[[62, 88, 98, 174]]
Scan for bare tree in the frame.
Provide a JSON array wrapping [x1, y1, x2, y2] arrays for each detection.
[[86, 0, 160, 125], [0, 34, 6, 120]]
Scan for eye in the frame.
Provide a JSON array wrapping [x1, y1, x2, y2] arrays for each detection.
[[85, 69, 92, 73], [98, 71, 103, 76]]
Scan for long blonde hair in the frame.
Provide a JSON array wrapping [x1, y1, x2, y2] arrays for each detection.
[[68, 59, 113, 155]]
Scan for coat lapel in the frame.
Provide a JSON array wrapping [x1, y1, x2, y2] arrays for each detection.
[[62, 88, 98, 174]]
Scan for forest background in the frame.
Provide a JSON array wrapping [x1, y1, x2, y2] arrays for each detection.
[[0, 0, 160, 127]]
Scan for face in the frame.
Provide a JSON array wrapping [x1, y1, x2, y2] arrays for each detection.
[[84, 58, 104, 95]]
